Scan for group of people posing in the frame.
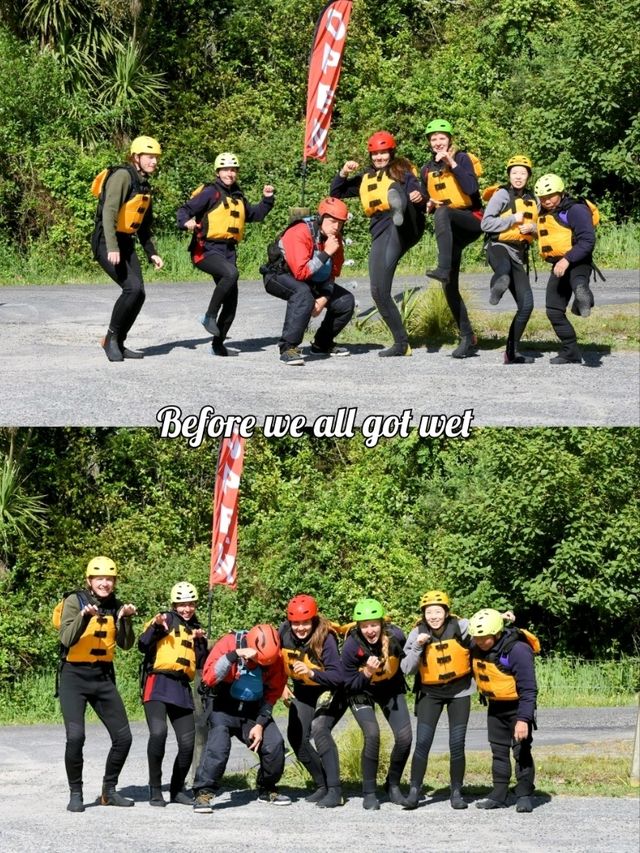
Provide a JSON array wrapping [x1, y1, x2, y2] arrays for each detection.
[[93, 123, 599, 367], [56, 557, 539, 816]]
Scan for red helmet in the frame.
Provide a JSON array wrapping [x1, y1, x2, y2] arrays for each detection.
[[287, 594, 318, 622], [246, 623, 281, 665], [367, 131, 396, 153], [318, 196, 349, 222]]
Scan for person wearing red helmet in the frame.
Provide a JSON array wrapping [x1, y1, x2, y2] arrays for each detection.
[[192, 623, 290, 811], [261, 197, 355, 365], [421, 119, 484, 358], [279, 595, 346, 808], [330, 131, 427, 357]]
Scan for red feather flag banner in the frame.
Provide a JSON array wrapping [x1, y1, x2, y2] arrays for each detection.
[[303, 0, 353, 162], [209, 431, 246, 590]]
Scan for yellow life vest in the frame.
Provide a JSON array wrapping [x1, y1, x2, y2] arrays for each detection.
[[426, 151, 483, 209], [280, 624, 326, 687], [359, 169, 395, 217], [191, 185, 246, 242], [538, 199, 599, 261], [472, 628, 540, 701], [92, 165, 152, 236], [417, 619, 471, 685], [497, 190, 538, 245], [145, 616, 197, 681], [66, 612, 117, 663]]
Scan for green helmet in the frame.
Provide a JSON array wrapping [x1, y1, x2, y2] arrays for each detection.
[[214, 152, 240, 171], [426, 119, 453, 136], [468, 608, 504, 637], [534, 173, 564, 197], [353, 598, 385, 621]]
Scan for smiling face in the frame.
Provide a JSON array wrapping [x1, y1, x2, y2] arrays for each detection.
[[371, 150, 392, 169], [217, 167, 238, 187], [359, 619, 383, 644], [429, 132, 451, 156], [290, 618, 314, 641], [135, 153, 159, 175], [174, 601, 197, 620], [423, 605, 447, 631], [509, 165, 530, 190], [88, 575, 115, 599]]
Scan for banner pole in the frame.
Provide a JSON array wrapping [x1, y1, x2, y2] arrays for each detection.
[[300, 158, 307, 208]]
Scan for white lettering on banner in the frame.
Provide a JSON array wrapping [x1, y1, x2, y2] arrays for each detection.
[[316, 83, 335, 111], [217, 504, 234, 536], [322, 44, 341, 71], [221, 463, 240, 494], [309, 120, 329, 156], [325, 9, 345, 40], [228, 437, 244, 460], [212, 550, 236, 585]]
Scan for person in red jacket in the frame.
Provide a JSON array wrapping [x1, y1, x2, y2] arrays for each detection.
[[192, 623, 290, 812], [262, 197, 355, 365]]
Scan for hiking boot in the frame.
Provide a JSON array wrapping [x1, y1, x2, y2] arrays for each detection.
[[362, 793, 380, 810], [403, 786, 420, 810], [305, 786, 328, 803], [378, 342, 412, 357], [257, 788, 291, 805], [515, 795, 533, 813], [550, 352, 582, 365], [193, 790, 215, 813], [475, 798, 507, 809], [504, 351, 534, 365], [67, 789, 84, 813], [102, 331, 124, 362], [170, 791, 193, 806], [211, 337, 229, 357], [279, 347, 304, 365], [310, 342, 350, 357], [450, 786, 468, 809], [572, 282, 593, 317], [384, 779, 408, 807], [451, 334, 479, 359], [118, 338, 144, 359], [489, 274, 511, 306], [200, 313, 220, 336], [316, 786, 343, 808], [101, 786, 134, 807], [426, 268, 450, 284], [149, 786, 166, 807], [388, 187, 405, 226]]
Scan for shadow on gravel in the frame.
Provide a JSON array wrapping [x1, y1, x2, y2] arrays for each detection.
[[139, 336, 211, 356]]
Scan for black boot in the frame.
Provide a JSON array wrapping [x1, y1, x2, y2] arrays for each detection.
[[489, 274, 511, 306], [426, 268, 450, 284], [200, 313, 220, 336], [452, 334, 479, 359], [102, 330, 124, 362], [450, 785, 468, 809], [403, 785, 420, 810], [385, 778, 408, 807], [101, 785, 134, 807], [316, 786, 343, 808], [515, 795, 533, 813], [118, 336, 144, 359], [149, 786, 166, 807], [305, 786, 328, 803], [67, 788, 84, 813], [211, 337, 229, 357], [387, 187, 405, 226], [550, 344, 582, 365], [363, 793, 380, 810], [378, 342, 412, 357]]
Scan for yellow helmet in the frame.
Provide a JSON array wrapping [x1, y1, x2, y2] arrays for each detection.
[[171, 582, 198, 604], [420, 590, 450, 609], [86, 556, 117, 578], [506, 155, 532, 174], [534, 173, 565, 197], [468, 608, 504, 637], [130, 136, 162, 156], [214, 152, 240, 170]]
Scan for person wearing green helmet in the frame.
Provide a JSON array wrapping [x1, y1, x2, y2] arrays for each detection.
[[56, 557, 137, 812], [421, 119, 484, 358], [481, 156, 537, 364], [138, 582, 208, 807], [534, 173, 598, 365], [401, 590, 474, 810], [91, 136, 164, 362], [176, 152, 275, 356], [341, 598, 412, 809], [468, 608, 539, 813]]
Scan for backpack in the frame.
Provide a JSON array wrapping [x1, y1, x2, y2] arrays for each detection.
[[229, 631, 264, 702], [260, 215, 317, 277], [52, 590, 88, 629], [558, 197, 600, 229]]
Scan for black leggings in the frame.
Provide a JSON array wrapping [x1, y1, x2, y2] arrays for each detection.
[[196, 250, 239, 340], [144, 700, 195, 793], [58, 662, 132, 790], [288, 690, 346, 788], [486, 243, 534, 358], [487, 706, 535, 801], [349, 693, 412, 794], [433, 206, 482, 336], [95, 237, 145, 343], [545, 262, 591, 358], [368, 226, 411, 346], [410, 693, 470, 789]]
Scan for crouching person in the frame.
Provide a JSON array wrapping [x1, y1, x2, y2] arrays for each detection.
[[192, 623, 290, 811], [261, 197, 355, 365], [468, 608, 539, 813]]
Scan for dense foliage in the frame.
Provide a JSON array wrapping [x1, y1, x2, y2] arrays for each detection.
[[0, 428, 637, 686], [0, 0, 638, 274]]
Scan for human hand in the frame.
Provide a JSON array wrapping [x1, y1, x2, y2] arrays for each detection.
[[236, 647, 258, 660], [292, 660, 312, 678], [263, 185, 275, 197], [183, 218, 197, 231], [409, 189, 423, 203], [553, 258, 570, 278], [324, 234, 340, 255], [107, 251, 120, 266], [153, 613, 169, 630], [82, 604, 99, 617], [513, 720, 529, 742], [247, 724, 264, 752], [416, 632, 431, 647], [340, 160, 359, 177], [311, 298, 328, 318], [519, 223, 536, 235], [150, 255, 164, 270], [119, 604, 137, 618], [513, 212, 524, 224]]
